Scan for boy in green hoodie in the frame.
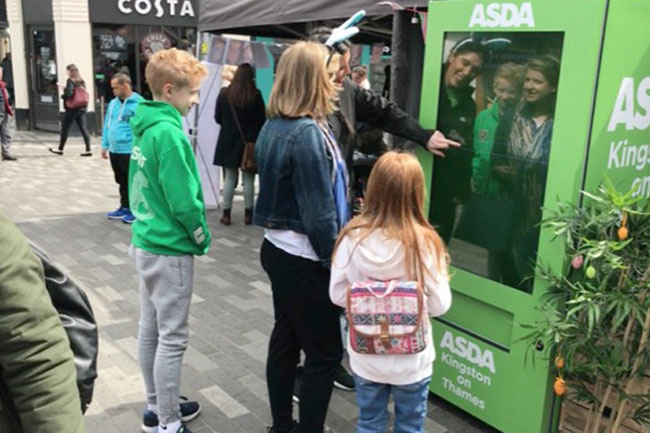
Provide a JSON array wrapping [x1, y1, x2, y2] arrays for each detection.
[[128, 48, 210, 433]]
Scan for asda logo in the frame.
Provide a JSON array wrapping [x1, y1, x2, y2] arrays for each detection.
[[440, 330, 496, 374], [608, 77, 650, 132], [469, 3, 535, 28]]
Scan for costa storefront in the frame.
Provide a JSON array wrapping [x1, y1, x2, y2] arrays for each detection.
[[89, 0, 198, 121]]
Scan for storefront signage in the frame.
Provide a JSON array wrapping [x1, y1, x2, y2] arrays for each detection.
[[117, 0, 195, 18], [141, 32, 172, 60], [468, 2, 535, 28], [89, 0, 198, 26]]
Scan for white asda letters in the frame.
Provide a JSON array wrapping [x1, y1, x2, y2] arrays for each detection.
[[440, 330, 496, 374], [469, 2, 535, 28], [607, 77, 650, 132], [118, 0, 195, 17]]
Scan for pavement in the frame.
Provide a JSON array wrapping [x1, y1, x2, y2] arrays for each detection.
[[0, 131, 498, 433]]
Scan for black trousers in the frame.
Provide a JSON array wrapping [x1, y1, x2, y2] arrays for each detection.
[[261, 240, 343, 433], [109, 153, 130, 208], [59, 109, 91, 151]]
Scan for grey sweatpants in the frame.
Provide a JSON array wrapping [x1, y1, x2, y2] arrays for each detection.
[[130, 245, 194, 426]]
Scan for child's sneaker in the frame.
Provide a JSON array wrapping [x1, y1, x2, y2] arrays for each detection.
[[107, 207, 129, 219], [141, 398, 201, 433], [122, 211, 136, 224]]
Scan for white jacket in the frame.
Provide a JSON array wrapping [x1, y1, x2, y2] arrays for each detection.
[[329, 229, 452, 385]]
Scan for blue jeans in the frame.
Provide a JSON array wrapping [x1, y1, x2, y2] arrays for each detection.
[[354, 375, 431, 433]]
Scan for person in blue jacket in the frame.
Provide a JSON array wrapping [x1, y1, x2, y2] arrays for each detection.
[[101, 72, 143, 224]]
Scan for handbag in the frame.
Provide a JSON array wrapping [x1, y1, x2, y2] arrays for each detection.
[[65, 82, 89, 110], [228, 95, 256, 173], [346, 280, 428, 355], [30, 243, 98, 414]]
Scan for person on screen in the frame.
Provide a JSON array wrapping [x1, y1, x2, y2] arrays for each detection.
[[471, 62, 524, 281], [430, 39, 486, 244], [492, 55, 560, 291]]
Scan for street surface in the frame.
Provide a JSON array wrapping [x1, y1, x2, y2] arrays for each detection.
[[0, 131, 498, 433]]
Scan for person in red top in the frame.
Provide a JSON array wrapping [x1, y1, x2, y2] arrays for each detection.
[[0, 66, 16, 161]]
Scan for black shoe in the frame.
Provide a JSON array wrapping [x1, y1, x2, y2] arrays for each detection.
[[292, 366, 304, 403], [334, 365, 355, 391], [80, 151, 92, 157], [48, 148, 63, 155], [2, 154, 16, 161], [266, 421, 297, 433]]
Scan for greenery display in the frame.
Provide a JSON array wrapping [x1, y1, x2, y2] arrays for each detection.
[[524, 181, 650, 433]]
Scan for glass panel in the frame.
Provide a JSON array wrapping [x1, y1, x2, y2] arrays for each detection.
[[428, 32, 564, 293], [92, 25, 136, 104], [32, 29, 57, 103]]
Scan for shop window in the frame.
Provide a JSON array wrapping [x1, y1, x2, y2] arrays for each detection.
[[93, 25, 136, 106], [429, 32, 564, 293]]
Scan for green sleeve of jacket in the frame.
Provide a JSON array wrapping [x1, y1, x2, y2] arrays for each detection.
[[0, 215, 83, 433], [158, 131, 211, 254]]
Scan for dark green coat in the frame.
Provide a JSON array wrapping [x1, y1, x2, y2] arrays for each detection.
[[0, 214, 83, 433]]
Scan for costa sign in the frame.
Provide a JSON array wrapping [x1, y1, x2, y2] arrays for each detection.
[[117, 0, 195, 18], [89, 0, 197, 26]]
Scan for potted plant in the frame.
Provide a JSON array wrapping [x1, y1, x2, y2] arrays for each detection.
[[523, 181, 650, 433]]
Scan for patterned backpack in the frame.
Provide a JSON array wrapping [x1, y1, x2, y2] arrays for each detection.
[[346, 280, 428, 355]]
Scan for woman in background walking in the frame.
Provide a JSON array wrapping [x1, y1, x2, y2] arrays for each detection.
[[49, 64, 91, 156], [214, 63, 266, 225]]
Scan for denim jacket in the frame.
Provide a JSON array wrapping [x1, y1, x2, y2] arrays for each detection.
[[254, 117, 338, 264]]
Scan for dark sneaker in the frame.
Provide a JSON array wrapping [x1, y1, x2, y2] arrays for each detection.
[[80, 151, 93, 157], [334, 365, 355, 391], [292, 366, 304, 403], [141, 398, 201, 433], [107, 207, 129, 219], [122, 211, 136, 224], [48, 148, 63, 155], [2, 154, 17, 161]]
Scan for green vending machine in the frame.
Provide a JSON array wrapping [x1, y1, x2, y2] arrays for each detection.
[[417, 0, 650, 432]]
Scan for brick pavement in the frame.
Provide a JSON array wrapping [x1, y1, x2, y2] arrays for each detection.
[[0, 132, 498, 433]]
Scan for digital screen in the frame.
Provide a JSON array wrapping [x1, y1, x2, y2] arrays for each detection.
[[429, 32, 564, 293]]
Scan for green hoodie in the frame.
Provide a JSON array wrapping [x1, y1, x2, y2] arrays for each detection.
[[472, 101, 502, 196], [128, 101, 211, 256]]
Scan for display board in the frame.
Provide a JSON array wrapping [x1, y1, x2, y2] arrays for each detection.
[[418, 1, 608, 432]]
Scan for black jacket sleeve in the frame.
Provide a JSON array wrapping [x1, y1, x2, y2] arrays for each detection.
[[215, 88, 226, 125], [61, 79, 75, 100], [353, 85, 431, 147]]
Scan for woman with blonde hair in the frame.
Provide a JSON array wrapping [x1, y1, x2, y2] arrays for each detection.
[[329, 151, 451, 433], [254, 41, 347, 433]]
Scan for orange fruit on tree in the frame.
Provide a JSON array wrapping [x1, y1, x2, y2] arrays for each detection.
[[554, 377, 567, 396], [618, 226, 628, 240], [555, 356, 565, 369]]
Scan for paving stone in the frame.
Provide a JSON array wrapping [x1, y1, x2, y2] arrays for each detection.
[[0, 133, 498, 433]]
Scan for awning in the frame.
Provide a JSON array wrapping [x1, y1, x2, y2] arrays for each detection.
[[198, 0, 430, 33]]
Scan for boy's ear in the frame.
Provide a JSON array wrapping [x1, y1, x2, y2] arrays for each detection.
[[161, 82, 174, 98]]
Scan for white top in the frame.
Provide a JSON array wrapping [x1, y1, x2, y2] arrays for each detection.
[[264, 229, 319, 261], [329, 229, 452, 385]]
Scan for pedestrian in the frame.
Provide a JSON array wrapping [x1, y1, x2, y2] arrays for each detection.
[[1, 52, 14, 105], [301, 27, 460, 395], [329, 151, 452, 433], [102, 72, 143, 224], [213, 63, 266, 225], [0, 65, 16, 161], [128, 48, 211, 433], [0, 213, 84, 433], [49, 64, 92, 156], [351, 65, 370, 90], [255, 41, 347, 433]]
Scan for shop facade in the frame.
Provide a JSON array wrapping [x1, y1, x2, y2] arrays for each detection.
[[7, 0, 197, 132]]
